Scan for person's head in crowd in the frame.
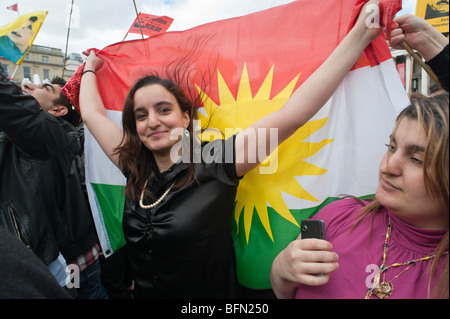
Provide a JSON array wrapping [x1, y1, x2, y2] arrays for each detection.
[[409, 92, 427, 103], [429, 83, 447, 97], [22, 76, 81, 127]]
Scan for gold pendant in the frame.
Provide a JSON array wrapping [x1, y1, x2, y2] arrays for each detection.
[[375, 281, 394, 299]]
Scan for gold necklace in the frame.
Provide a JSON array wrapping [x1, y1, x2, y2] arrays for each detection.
[[364, 217, 445, 299], [139, 180, 175, 210]]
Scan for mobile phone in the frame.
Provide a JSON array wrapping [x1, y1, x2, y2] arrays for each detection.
[[301, 220, 325, 240]]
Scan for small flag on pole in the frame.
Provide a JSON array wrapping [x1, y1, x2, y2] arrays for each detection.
[[126, 13, 173, 38], [6, 4, 18, 12]]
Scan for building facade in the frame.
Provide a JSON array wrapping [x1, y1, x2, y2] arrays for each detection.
[[0, 44, 82, 83], [390, 47, 437, 96]]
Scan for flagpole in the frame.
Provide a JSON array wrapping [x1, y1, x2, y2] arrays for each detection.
[[400, 41, 442, 88], [62, 0, 75, 79], [11, 65, 20, 79], [133, 0, 145, 39]]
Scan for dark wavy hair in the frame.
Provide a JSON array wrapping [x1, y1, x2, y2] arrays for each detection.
[[114, 38, 216, 201], [115, 74, 199, 201]]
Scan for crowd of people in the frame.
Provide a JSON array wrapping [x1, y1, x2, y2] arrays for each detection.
[[0, 1, 448, 299]]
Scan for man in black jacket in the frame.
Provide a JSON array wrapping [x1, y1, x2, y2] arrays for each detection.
[[0, 66, 76, 274], [0, 67, 107, 298], [24, 78, 109, 299]]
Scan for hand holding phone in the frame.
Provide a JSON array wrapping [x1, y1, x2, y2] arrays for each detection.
[[270, 218, 338, 295]]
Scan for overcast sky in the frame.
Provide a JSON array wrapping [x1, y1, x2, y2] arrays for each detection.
[[1, 0, 417, 56]]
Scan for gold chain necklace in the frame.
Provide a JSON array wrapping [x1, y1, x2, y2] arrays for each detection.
[[364, 217, 445, 299], [139, 180, 175, 210]]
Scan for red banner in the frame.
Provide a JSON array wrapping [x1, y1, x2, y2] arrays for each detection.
[[90, 1, 395, 113], [127, 13, 173, 37]]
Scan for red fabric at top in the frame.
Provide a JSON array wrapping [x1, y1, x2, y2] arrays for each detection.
[[63, 0, 396, 113], [349, 0, 402, 40]]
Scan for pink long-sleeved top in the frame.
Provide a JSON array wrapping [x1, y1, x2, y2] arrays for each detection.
[[295, 199, 447, 299]]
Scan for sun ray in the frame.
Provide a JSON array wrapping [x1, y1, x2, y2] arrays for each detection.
[[237, 64, 253, 103], [267, 192, 299, 226], [254, 200, 273, 242], [243, 204, 254, 243], [295, 117, 329, 140], [217, 70, 236, 107], [196, 85, 215, 126], [254, 65, 274, 102], [234, 201, 244, 235], [275, 176, 320, 202]]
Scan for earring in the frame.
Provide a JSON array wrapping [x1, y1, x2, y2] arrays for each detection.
[[180, 128, 191, 163]]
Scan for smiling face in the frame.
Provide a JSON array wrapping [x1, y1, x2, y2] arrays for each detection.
[[133, 84, 190, 158], [376, 117, 447, 229]]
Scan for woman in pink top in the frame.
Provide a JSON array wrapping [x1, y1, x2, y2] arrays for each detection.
[[270, 94, 449, 299]]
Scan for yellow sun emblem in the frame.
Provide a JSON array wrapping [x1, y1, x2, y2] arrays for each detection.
[[196, 64, 333, 243]]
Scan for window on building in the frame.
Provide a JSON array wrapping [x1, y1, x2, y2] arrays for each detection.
[[412, 78, 419, 93], [0, 63, 9, 77], [42, 56, 49, 63], [43, 69, 50, 81], [24, 54, 30, 61], [23, 66, 31, 80]]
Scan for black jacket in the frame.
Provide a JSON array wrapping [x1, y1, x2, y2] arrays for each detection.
[[0, 226, 71, 299], [427, 44, 449, 92], [58, 125, 99, 262], [0, 66, 91, 265], [123, 137, 241, 298]]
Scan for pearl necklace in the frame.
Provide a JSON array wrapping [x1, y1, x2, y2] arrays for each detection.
[[139, 180, 175, 210]]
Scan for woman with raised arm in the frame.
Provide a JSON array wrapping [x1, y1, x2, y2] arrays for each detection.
[[79, 1, 382, 298]]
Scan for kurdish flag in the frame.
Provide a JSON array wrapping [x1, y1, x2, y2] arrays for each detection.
[[81, 0, 409, 288]]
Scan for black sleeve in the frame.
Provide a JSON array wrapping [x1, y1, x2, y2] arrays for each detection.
[[426, 44, 449, 92], [0, 226, 71, 299], [201, 135, 243, 185], [0, 65, 74, 159]]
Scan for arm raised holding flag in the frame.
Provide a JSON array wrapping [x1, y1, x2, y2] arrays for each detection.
[[79, 0, 383, 299], [234, 0, 382, 177], [390, 14, 449, 91], [81, 0, 382, 176]]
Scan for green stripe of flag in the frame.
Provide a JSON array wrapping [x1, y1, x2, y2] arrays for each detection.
[[233, 195, 374, 289], [91, 183, 127, 253]]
